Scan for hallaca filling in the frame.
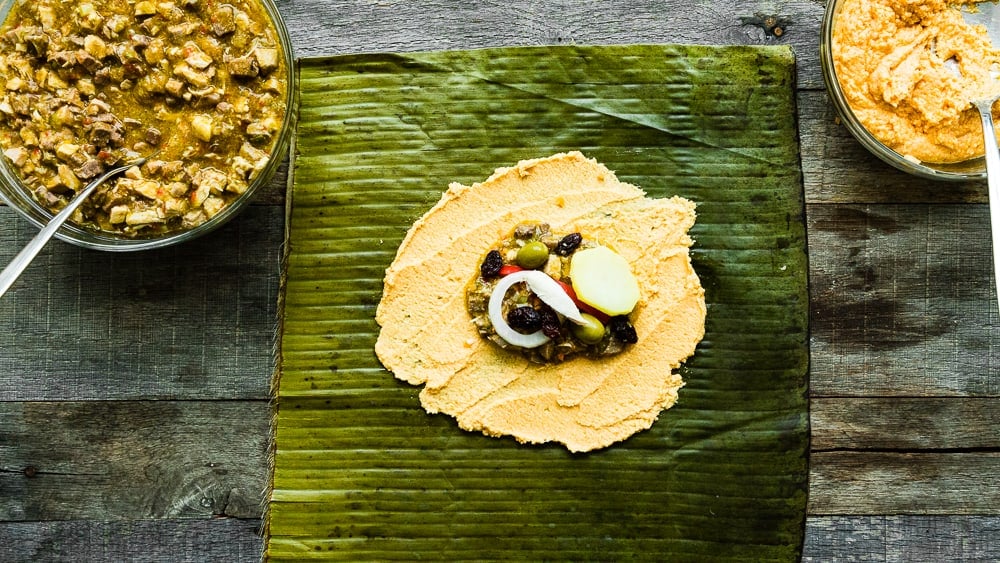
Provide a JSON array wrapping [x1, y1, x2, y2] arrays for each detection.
[[467, 221, 640, 364]]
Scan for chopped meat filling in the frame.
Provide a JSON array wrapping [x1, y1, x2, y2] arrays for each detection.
[[0, 0, 288, 236]]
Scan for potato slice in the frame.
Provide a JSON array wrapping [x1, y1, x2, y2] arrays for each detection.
[[569, 246, 640, 316]]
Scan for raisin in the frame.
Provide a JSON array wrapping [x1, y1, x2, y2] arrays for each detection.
[[609, 316, 638, 344], [554, 232, 583, 256], [539, 307, 562, 339], [480, 250, 503, 278], [507, 306, 542, 332]]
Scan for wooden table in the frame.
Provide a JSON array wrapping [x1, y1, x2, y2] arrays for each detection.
[[1, 1, 998, 560]]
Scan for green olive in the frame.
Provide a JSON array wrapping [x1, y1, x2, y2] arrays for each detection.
[[516, 240, 549, 269], [571, 313, 606, 344]]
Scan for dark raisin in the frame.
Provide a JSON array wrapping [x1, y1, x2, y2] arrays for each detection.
[[539, 307, 562, 339], [480, 250, 503, 278], [507, 306, 542, 333], [555, 233, 583, 256], [609, 316, 638, 344]]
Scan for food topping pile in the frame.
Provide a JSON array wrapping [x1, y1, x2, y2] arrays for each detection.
[[467, 222, 641, 364], [375, 152, 707, 452]]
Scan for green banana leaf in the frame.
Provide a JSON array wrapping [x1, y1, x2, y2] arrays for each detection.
[[269, 45, 809, 562]]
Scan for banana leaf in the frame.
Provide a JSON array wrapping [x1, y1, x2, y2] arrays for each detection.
[[268, 45, 809, 562]]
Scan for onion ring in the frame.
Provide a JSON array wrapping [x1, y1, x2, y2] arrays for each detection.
[[487, 270, 585, 348]]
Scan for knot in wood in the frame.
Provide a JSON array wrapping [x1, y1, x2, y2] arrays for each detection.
[[741, 13, 790, 38], [23, 465, 37, 478]]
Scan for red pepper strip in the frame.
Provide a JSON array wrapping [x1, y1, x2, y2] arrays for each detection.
[[556, 280, 610, 324], [498, 264, 524, 276]]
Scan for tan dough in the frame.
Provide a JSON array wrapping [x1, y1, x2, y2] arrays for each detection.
[[833, 0, 1000, 163], [375, 152, 706, 452]]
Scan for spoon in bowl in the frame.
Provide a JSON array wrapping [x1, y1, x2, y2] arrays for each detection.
[[962, 3, 1000, 313], [0, 156, 150, 298], [971, 97, 1000, 314]]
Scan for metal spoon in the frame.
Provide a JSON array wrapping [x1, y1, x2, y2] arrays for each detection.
[[962, 3, 1000, 38], [972, 97, 1000, 314], [0, 157, 149, 298], [964, 3, 1000, 313]]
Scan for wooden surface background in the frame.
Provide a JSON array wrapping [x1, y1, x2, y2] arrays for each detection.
[[1, 0, 998, 560]]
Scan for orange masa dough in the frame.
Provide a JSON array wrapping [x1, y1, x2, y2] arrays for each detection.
[[833, 0, 1000, 163], [374, 152, 706, 452]]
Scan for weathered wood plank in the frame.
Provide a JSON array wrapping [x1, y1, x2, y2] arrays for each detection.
[[798, 91, 988, 204], [807, 203, 1000, 398], [809, 452, 1000, 515], [0, 205, 282, 401], [879, 516, 1000, 561], [280, 0, 824, 88], [803, 516, 1000, 562], [812, 398, 1000, 450], [804, 516, 888, 562], [0, 518, 263, 563], [0, 401, 269, 521]]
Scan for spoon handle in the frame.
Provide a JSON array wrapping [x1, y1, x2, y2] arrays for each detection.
[[0, 160, 142, 298], [974, 97, 1000, 315]]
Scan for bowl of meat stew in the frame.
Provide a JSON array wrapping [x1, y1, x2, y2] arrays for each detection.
[[0, 0, 294, 250]]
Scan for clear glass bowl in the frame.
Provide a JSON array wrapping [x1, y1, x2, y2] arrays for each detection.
[[0, 0, 296, 251], [820, 0, 987, 181]]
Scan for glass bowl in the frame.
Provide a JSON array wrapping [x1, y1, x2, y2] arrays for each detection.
[[820, 0, 987, 181], [0, 0, 296, 251]]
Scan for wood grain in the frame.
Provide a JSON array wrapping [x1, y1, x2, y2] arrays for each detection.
[[0, 518, 263, 563], [0, 401, 269, 521], [279, 0, 824, 87], [807, 203, 1000, 398], [254, 156, 289, 206], [812, 398, 1000, 450], [810, 452, 1000, 514], [803, 516, 1000, 562], [0, 206, 282, 402], [798, 91, 988, 204]]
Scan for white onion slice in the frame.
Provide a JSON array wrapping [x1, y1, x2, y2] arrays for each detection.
[[519, 270, 586, 325], [487, 270, 586, 349], [488, 272, 550, 348]]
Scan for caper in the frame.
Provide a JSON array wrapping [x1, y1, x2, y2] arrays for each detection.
[[571, 313, 605, 344], [516, 240, 549, 269]]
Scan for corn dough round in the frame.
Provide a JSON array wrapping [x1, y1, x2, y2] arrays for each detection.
[[374, 152, 706, 452]]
